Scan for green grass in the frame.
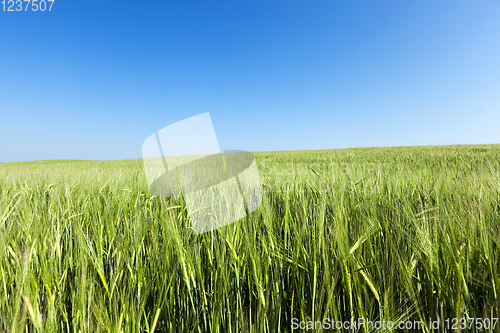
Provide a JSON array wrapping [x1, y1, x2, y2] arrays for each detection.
[[1, 144, 499, 332]]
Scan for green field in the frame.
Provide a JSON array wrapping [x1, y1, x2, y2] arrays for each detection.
[[1, 144, 500, 332]]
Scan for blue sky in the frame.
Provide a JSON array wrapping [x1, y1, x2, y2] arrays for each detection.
[[1, 0, 499, 162]]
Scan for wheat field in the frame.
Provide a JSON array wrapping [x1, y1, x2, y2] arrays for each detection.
[[1, 144, 499, 332]]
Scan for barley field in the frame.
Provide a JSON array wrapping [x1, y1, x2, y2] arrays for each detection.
[[1, 144, 499, 332]]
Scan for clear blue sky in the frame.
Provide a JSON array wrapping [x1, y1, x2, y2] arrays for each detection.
[[1, 0, 499, 162]]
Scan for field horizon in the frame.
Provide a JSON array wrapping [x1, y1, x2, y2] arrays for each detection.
[[2, 142, 498, 166]]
